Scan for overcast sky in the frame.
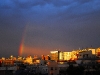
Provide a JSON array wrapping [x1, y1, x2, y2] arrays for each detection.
[[0, 0, 100, 57]]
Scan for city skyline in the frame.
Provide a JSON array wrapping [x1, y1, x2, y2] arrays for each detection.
[[0, 0, 100, 57]]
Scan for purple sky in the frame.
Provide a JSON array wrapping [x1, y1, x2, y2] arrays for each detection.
[[0, 0, 100, 57]]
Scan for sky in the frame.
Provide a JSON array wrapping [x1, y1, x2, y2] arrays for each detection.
[[0, 0, 100, 57]]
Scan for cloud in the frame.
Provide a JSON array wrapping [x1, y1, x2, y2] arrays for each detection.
[[0, 0, 100, 57], [0, 0, 100, 20]]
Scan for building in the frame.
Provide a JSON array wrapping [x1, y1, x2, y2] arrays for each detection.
[[96, 47, 100, 57], [41, 55, 50, 60], [38, 66, 48, 75], [79, 50, 92, 59], [47, 60, 59, 75], [24, 55, 33, 64], [50, 50, 78, 61], [2, 59, 14, 66], [63, 52, 72, 60], [50, 51, 60, 61], [59, 51, 63, 61]]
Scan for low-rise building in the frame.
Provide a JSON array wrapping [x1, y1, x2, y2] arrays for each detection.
[[47, 60, 59, 75]]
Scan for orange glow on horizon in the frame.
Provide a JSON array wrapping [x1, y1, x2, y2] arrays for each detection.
[[19, 41, 24, 56], [21, 46, 50, 57]]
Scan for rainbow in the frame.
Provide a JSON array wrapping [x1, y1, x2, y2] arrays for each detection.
[[19, 37, 24, 56], [19, 25, 27, 56]]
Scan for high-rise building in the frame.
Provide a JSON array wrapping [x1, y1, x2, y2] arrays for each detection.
[[50, 51, 60, 61], [59, 51, 63, 60], [63, 52, 72, 60]]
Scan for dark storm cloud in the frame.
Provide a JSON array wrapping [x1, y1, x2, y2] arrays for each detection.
[[75, 0, 93, 3], [0, 0, 100, 57], [1, 0, 100, 19], [5, 0, 72, 9]]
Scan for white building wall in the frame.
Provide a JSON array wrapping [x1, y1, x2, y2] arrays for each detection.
[[79, 51, 92, 59], [47, 61, 59, 75]]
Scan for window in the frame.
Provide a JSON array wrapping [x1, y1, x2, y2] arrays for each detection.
[[51, 67, 53, 70], [55, 67, 57, 70]]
